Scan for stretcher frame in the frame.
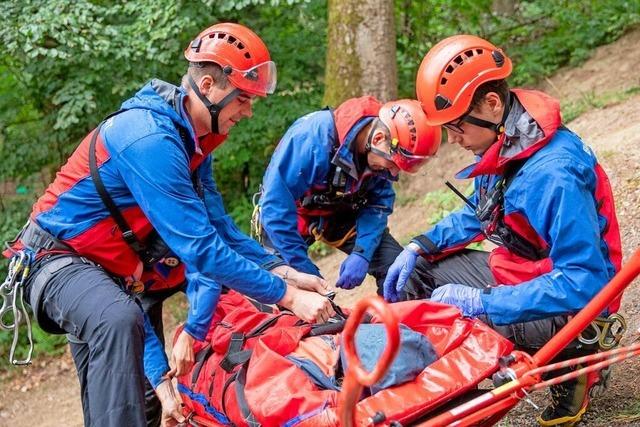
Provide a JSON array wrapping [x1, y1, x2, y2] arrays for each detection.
[[338, 248, 640, 427]]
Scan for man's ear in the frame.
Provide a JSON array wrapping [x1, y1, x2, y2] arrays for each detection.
[[484, 92, 503, 116], [371, 128, 387, 147], [199, 75, 214, 96]]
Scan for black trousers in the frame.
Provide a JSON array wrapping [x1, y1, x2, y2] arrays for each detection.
[[404, 249, 588, 351], [26, 255, 147, 427]]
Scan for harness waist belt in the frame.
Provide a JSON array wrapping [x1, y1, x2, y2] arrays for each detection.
[[20, 221, 73, 253]]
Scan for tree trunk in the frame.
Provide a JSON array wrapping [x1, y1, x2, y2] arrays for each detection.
[[323, 0, 397, 106]]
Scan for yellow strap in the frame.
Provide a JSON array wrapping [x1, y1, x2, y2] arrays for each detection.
[[310, 225, 357, 248]]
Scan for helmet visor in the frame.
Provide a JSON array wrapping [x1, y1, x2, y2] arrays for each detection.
[[391, 145, 433, 173], [229, 60, 277, 96]]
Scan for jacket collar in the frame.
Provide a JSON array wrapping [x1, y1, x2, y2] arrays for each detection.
[[456, 89, 562, 179]]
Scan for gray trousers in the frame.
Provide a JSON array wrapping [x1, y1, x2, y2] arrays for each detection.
[[404, 249, 584, 351], [26, 255, 146, 427]]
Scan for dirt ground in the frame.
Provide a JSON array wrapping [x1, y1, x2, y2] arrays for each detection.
[[1, 26, 640, 427]]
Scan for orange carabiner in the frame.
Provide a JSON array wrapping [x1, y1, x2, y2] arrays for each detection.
[[338, 296, 400, 427]]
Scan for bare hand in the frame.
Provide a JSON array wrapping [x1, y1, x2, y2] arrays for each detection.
[[155, 379, 185, 427], [271, 265, 332, 294], [278, 285, 335, 323], [170, 330, 195, 377]]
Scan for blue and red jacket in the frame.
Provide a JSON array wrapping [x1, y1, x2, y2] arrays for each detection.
[[259, 97, 396, 276], [411, 89, 621, 325], [21, 80, 286, 386]]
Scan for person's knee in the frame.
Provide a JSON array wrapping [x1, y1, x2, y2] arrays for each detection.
[[99, 298, 144, 342]]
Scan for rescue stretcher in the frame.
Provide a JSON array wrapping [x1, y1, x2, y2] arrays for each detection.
[[181, 248, 640, 427]]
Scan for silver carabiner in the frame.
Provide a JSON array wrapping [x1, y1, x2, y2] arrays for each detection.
[[1, 250, 35, 365]]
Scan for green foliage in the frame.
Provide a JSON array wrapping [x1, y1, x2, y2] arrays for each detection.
[[422, 185, 472, 225], [0, 0, 326, 231], [308, 240, 334, 259], [394, 0, 640, 97], [1, 0, 639, 236], [562, 85, 640, 123]]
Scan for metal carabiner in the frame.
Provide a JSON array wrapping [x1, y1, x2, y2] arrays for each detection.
[[0, 254, 24, 330], [599, 313, 626, 350], [0, 249, 35, 365], [578, 313, 627, 350]]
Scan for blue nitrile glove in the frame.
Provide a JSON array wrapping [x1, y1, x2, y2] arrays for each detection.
[[430, 284, 485, 317], [383, 245, 419, 303], [336, 253, 370, 289]]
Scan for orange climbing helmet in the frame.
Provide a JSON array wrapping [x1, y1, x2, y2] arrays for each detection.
[[416, 35, 512, 125], [377, 99, 441, 173], [184, 22, 276, 97]]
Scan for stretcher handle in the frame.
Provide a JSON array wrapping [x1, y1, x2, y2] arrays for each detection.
[[339, 296, 400, 427], [342, 295, 400, 386]]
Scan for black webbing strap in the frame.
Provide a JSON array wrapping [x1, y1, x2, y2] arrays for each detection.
[[219, 332, 252, 373], [221, 371, 239, 418], [190, 344, 213, 388], [89, 121, 148, 257], [219, 314, 293, 373], [235, 365, 261, 427], [245, 313, 290, 339], [246, 298, 275, 314], [308, 320, 346, 337], [88, 114, 202, 265]]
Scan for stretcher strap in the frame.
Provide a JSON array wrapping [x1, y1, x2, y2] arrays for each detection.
[[191, 344, 213, 388], [235, 365, 261, 427], [219, 333, 252, 373]]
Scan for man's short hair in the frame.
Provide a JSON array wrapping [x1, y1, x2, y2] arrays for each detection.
[[181, 62, 229, 90], [471, 79, 510, 109]]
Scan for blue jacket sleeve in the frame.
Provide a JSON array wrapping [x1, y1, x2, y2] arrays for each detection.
[[353, 178, 395, 261], [110, 132, 286, 341], [259, 118, 331, 276], [412, 178, 483, 254], [143, 313, 170, 389], [198, 158, 284, 271], [480, 158, 612, 324]]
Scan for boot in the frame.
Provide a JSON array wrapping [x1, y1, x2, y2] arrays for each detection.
[[537, 367, 607, 426]]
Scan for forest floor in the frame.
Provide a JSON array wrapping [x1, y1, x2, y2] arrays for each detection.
[[1, 27, 640, 426]]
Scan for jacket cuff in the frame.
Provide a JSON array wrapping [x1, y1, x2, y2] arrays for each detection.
[[410, 235, 439, 255], [262, 256, 287, 271], [183, 322, 206, 342], [351, 244, 372, 262], [148, 367, 169, 389]]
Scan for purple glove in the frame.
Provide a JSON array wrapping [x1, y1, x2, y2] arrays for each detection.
[[430, 284, 485, 317], [336, 253, 369, 289], [383, 246, 419, 303]]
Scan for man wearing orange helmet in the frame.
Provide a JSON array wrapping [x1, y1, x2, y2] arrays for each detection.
[[258, 97, 441, 293], [5, 23, 334, 427], [384, 35, 621, 426]]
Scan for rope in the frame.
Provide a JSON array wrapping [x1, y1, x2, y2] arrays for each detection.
[[310, 225, 356, 248]]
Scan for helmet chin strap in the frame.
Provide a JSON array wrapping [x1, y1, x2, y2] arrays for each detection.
[[187, 75, 240, 134], [464, 92, 513, 136]]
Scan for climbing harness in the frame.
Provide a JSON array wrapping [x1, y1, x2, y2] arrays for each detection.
[[0, 247, 35, 365]]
